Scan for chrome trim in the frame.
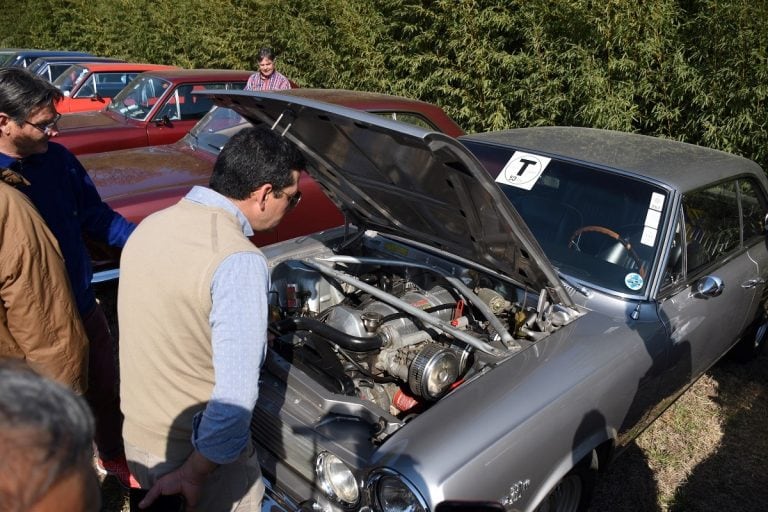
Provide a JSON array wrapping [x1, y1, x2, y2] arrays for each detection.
[[303, 258, 503, 356], [366, 468, 428, 512], [319, 255, 518, 348]]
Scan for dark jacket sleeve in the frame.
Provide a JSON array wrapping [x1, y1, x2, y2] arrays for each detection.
[[66, 149, 136, 247]]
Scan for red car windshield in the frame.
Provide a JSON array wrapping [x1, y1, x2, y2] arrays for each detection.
[[107, 75, 172, 120]]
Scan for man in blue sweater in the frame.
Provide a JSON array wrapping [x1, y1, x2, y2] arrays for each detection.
[[0, 68, 136, 487]]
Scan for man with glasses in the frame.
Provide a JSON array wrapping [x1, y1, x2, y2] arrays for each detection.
[[118, 126, 304, 511], [0, 68, 137, 487]]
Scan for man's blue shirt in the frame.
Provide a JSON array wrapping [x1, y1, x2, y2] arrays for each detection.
[[0, 142, 136, 315], [185, 186, 267, 464]]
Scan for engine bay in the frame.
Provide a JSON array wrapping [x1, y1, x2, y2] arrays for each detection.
[[267, 231, 578, 421]]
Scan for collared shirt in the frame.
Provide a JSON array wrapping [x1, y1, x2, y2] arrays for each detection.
[[185, 186, 269, 464], [245, 70, 292, 91], [0, 142, 135, 316]]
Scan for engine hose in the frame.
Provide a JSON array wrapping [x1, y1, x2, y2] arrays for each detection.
[[274, 316, 384, 352], [337, 349, 398, 384]]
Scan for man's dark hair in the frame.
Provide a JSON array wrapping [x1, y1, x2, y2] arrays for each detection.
[[258, 47, 277, 61], [0, 360, 95, 510], [210, 125, 305, 200], [0, 68, 63, 124]]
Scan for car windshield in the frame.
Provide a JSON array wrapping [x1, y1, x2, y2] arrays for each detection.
[[186, 106, 250, 155], [107, 74, 172, 121], [463, 141, 670, 296], [53, 64, 90, 96]]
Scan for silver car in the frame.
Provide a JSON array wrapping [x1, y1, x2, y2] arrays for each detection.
[[206, 90, 768, 512]]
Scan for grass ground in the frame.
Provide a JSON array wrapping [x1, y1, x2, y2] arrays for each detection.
[[590, 349, 768, 511], [96, 280, 768, 511]]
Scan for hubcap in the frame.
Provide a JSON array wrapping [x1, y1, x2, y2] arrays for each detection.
[[535, 474, 582, 512]]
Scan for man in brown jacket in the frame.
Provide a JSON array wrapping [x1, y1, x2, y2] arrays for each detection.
[[0, 169, 88, 393]]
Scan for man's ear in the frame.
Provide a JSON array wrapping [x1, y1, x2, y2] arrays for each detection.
[[0, 113, 10, 132], [251, 183, 273, 209]]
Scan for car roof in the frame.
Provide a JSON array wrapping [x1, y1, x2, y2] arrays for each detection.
[[29, 56, 122, 64], [139, 69, 253, 81], [3, 49, 94, 63], [461, 126, 765, 192], [66, 62, 178, 72], [278, 88, 464, 137]]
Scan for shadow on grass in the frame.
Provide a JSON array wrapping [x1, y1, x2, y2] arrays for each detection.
[[587, 348, 768, 512], [589, 442, 661, 512], [667, 350, 768, 512]]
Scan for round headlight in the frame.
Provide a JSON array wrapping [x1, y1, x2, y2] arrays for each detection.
[[371, 473, 427, 512], [316, 452, 360, 505]]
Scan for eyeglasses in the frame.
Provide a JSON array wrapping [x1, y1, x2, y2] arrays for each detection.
[[25, 113, 61, 135], [274, 188, 302, 209]]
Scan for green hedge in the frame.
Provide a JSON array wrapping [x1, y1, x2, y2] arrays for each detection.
[[3, 0, 767, 169]]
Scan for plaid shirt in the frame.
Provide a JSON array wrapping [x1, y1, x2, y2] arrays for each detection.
[[245, 70, 292, 91]]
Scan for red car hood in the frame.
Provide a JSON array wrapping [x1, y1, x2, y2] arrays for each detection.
[[80, 142, 212, 202], [57, 110, 122, 130]]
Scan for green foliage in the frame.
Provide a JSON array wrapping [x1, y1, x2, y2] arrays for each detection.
[[2, 0, 768, 168]]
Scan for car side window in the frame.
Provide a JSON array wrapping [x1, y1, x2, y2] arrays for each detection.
[[375, 111, 440, 131], [74, 75, 97, 97], [153, 83, 228, 122], [682, 180, 740, 275], [661, 212, 686, 287], [80, 72, 137, 100], [739, 178, 768, 244]]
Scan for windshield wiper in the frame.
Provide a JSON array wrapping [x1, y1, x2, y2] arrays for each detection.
[[556, 271, 591, 297]]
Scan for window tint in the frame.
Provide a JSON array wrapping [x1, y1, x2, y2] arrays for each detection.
[[682, 181, 740, 274], [739, 178, 768, 243]]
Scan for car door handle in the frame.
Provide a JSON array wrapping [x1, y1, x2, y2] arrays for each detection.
[[741, 278, 767, 289]]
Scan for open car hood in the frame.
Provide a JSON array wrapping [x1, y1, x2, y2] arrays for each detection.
[[203, 90, 571, 304]]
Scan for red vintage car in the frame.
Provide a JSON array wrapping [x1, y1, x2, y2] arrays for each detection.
[[84, 89, 463, 275], [55, 69, 252, 154], [54, 62, 178, 113]]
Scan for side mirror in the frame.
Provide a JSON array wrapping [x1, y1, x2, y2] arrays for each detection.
[[692, 275, 724, 298], [763, 212, 768, 234], [155, 115, 172, 127]]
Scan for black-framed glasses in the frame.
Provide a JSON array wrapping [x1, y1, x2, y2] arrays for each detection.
[[274, 189, 302, 209], [25, 113, 61, 134]]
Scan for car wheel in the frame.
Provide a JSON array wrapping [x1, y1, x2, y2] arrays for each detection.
[[534, 452, 596, 512], [731, 307, 768, 361]]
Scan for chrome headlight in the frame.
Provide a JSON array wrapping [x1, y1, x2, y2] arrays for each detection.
[[316, 452, 360, 505], [369, 470, 427, 512]]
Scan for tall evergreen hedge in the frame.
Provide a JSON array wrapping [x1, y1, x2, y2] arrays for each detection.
[[2, 0, 767, 169]]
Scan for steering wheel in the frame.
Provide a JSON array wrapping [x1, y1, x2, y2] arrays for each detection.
[[568, 225, 646, 278]]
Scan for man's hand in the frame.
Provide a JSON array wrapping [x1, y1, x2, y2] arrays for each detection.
[[140, 451, 217, 511]]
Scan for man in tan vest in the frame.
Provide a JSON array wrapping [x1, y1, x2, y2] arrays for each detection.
[[118, 125, 305, 511]]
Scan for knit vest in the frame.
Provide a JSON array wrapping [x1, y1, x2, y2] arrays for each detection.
[[118, 198, 262, 458]]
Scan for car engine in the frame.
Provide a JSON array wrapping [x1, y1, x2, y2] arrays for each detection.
[[266, 233, 577, 421]]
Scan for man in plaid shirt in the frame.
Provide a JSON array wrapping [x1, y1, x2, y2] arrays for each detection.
[[245, 47, 292, 91]]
